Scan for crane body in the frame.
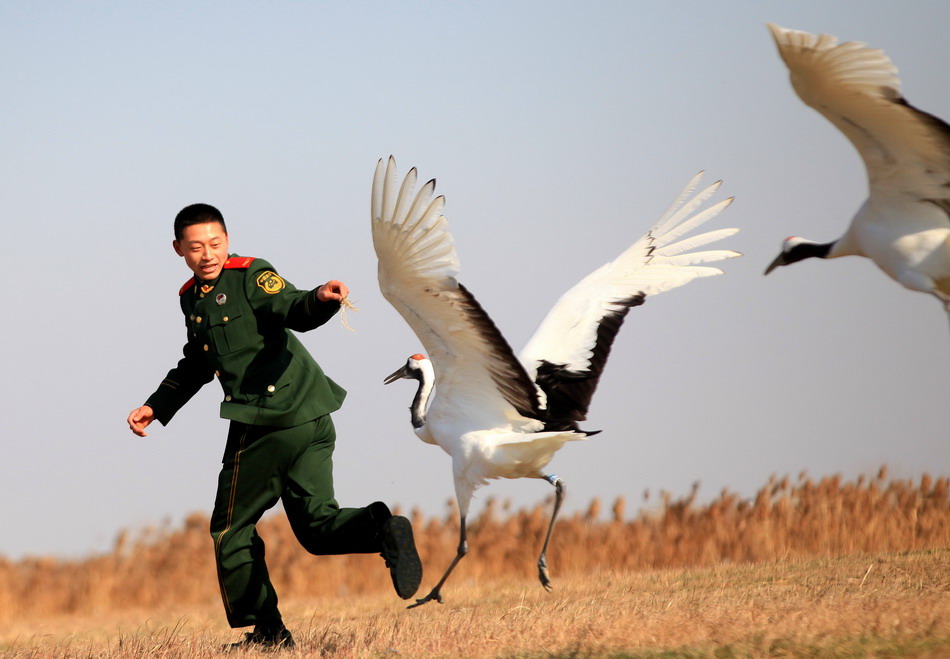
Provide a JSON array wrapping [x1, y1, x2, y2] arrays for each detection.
[[373, 156, 740, 607]]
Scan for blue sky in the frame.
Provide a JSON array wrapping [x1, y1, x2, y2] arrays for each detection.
[[1, 1, 947, 559]]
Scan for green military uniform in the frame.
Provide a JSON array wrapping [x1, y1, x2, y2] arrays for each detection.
[[145, 254, 390, 629]]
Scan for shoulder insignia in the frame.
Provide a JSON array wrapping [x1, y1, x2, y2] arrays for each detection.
[[179, 277, 195, 296], [224, 257, 256, 270], [256, 270, 286, 295]]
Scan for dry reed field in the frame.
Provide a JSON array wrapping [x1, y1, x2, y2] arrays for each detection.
[[1, 468, 948, 657]]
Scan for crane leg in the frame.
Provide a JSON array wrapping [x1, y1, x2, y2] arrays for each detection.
[[537, 474, 565, 591], [407, 515, 468, 609]]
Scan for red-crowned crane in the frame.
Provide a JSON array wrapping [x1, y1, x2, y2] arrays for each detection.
[[372, 157, 739, 608], [764, 23, 950, 322]]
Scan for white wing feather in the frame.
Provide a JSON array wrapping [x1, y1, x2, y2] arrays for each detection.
[[372, 157, 542, 429], [767, 23, 950, 201], [373, 158, 740, 426], [519, 175, 739, 381]]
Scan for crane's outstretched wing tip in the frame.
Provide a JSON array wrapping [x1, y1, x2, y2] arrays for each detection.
[[767, 23, 856, 64], [766, 22, 796, 41], [712, 249, 743, 266], [766, 22, 821, 42]]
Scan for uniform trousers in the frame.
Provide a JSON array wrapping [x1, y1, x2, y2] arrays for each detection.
[[210, 414, 388, 628]]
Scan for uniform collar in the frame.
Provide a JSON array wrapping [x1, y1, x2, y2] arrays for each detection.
[[187, 254, 242, 296], [193, 253, 239, 292]]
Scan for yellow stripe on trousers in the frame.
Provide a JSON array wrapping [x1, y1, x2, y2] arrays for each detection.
[[214, 425, 249, 618]]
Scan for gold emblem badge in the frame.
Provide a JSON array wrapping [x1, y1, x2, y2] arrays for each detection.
[[256, 271, 285, 295]]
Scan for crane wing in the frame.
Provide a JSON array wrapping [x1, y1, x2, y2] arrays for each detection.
[[518, 173, 739, 424], [767, 23, 950, 209], [371, 157, 545, 427]]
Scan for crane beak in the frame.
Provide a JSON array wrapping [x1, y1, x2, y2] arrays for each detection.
[[383, 364, 412, 385], [764, 252, 788, 275]]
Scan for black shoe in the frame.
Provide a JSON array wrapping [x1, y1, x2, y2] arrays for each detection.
[[380, 515, 423, 599], [224, 626, 295, 651]]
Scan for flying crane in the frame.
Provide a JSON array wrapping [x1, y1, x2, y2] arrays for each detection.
[[764, 23, 950, 323], [372, 156, 740, 607]]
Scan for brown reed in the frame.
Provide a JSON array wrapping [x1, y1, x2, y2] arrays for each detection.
[[0, 467, 946, 623]]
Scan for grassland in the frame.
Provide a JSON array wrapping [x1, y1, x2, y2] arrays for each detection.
[[1, 468, 947, 657]]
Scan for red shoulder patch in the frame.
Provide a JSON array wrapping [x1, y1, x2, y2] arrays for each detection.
[[224, 257, 256, 270], [179, 277, 196, 296]]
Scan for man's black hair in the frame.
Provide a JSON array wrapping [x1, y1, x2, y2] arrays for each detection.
[[174, 203, 228, 241]]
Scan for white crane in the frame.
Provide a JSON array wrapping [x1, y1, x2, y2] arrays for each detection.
[[764, 23, 950, 322], [371, 156, 739, 608]]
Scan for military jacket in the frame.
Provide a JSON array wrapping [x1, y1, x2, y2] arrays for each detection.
[[145, 255, 346, 428]]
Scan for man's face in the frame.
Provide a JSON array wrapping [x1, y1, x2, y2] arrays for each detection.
[[173, 221, 230, 281]]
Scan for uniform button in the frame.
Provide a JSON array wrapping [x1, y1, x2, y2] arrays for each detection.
[[189, 314, 195, 321], [215, 370, 221, 377], [196, 316, 202, 323], [203, 344, 209, 351], [223, 316, 229, 322], [267, 385, 276, 393], [225, 395, 232, 402]]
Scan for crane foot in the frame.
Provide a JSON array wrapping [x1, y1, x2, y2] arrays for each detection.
[[407, 588, 445, 609]]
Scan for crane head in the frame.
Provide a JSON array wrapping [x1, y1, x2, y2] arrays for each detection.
[[764, 236, 819, 275], [383, 353, 429, 385]]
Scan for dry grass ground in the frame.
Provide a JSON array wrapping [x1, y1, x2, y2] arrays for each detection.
[[1, 469, 947, 657], [2, 550, 947, 658]]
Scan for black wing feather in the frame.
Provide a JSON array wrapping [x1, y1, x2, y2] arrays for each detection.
[[455, 283, 546, 421], [534, 292, 646, 431]]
